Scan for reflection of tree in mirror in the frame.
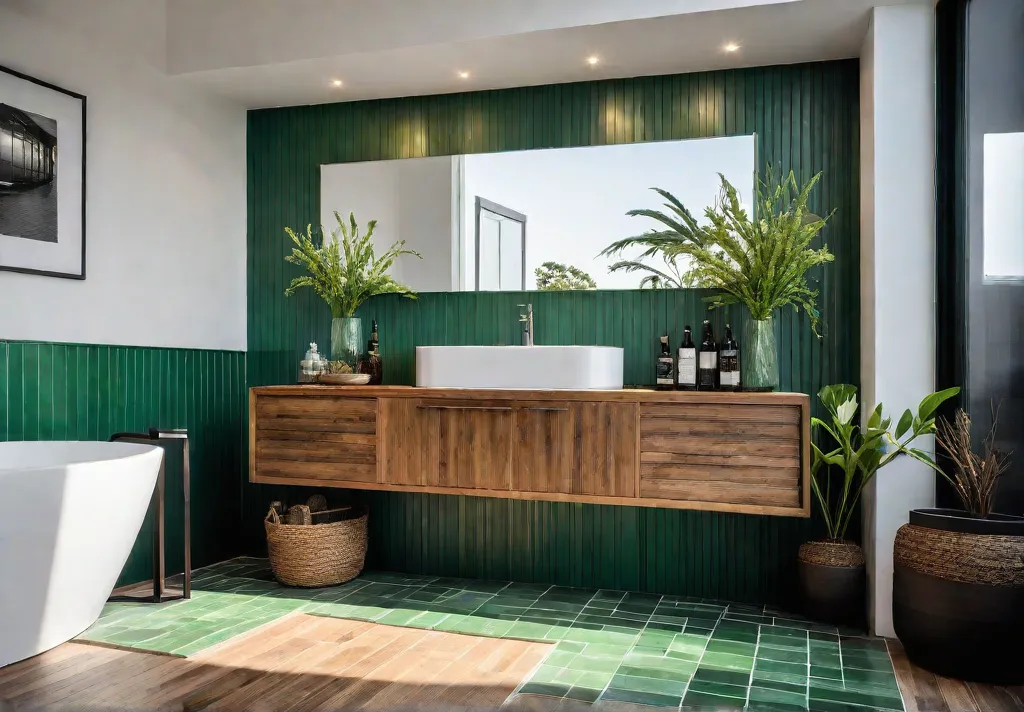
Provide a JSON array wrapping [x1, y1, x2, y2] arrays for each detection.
[[599, 168, 832, 334], [535, 261, 597, 291]]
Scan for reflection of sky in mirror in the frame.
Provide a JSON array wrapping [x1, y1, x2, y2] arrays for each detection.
[[463, 136, 755, 290]]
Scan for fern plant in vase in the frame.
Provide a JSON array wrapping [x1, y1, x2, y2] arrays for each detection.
[[284, 211, 420, 372], [600, 169, 833, 390]]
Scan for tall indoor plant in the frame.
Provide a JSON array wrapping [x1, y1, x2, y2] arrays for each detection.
[[600, 170, 833, 390], [284, 211, 419, 369], [801, 383, 959, 625], [892, 407, 1023, 684]]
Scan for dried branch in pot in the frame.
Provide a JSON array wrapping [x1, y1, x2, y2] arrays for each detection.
[[935, 406, 1012, 518]]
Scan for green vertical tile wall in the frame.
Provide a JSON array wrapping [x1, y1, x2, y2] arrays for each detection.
[[0, 341, 247, 587], [247, 60, 860, 605]]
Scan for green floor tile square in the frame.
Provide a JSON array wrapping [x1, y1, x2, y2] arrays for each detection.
[[582, 643, 631, 658], [756, 658, 809, 677], [749, 684, 807, 707], [519, 682, 570, 698], [507, 620, 551, 640], [686, 678, 748, 699], [375, 608, 423, 626], [544, 650, 578, 667], [681, 690, 745, 710], [706, 638, 756, 657], [809, 683, 903, 710], [811, 651, 843, 668], [759, 646, 808, 664], [810, 664, 844, 681], [843, 667, 899, 687], [567, 655, 620, 673], [574, 671, 613, 689], [753, 669, 810, 687], [700, 651, 754, 673], [692, 667, 749, 686], [603, 687, 682, 707], [754, 677, 806, 695], [565, 685, 602, 702], [555, 640, 586, 653], [618, 664, 690, 683]]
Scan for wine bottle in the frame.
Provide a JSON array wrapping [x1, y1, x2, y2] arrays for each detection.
[[676, 325, 697, 391], [718, 324, 740, 391], [698, 320, 718, 390], [655, 334, 674, 390]]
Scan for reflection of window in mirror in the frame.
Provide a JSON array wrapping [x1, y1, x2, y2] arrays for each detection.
[[475, 197, 526, 291], [983, 132, 1024, 283], [320, 134, 755, 293]]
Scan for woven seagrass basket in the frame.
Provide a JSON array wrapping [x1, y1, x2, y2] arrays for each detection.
[[265, 504, 367, 587]]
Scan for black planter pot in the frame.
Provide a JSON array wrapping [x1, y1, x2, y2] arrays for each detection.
[[893, 508, 1024, 685], [798, 541, 866, 627]]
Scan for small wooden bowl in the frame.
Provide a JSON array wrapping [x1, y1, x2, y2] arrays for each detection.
[[320, 373, 371, 385]]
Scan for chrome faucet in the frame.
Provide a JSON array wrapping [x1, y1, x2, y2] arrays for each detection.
[[518, 303, 534, 346]]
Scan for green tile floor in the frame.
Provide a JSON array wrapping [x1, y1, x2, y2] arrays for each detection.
[[80, 558, 905, 711]]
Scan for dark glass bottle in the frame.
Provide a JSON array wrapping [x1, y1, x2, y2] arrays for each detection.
[[676, 326, 697, 391], [655, 334, 674, 390], [698, 320, 718, 390], [718, 324, 740, 391], [359, 319, 383, 385]]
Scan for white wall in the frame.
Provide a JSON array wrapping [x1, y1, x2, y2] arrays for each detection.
[[0, 1, 247, 351], [462, 137, 755, 290], [320, 157, 457, 292], [859, 4, 936, 638]]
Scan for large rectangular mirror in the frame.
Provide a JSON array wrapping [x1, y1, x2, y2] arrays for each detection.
[[321, 134, 756, 292]]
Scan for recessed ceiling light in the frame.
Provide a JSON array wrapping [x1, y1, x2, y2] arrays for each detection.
[[723, 42, 740, 53], [331, 79, 343, 87], [586, 55, 600, 66], [458, 71, 470, 79]]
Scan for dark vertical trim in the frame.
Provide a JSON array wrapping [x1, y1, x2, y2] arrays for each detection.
[[935, 0, 971, 506]]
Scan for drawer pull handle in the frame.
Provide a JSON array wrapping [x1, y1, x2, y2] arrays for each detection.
[[416, 404, 512, 412]]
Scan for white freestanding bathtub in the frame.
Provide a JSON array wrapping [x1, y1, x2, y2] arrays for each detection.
[[0, 441, 163, 668]]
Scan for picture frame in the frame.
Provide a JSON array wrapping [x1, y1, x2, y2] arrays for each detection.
[[0, 64, 86, 279]]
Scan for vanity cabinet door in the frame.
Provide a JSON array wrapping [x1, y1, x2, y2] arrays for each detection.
[[513, 403, 574, 494], [379, 398, 439, 487], [578, 402, 638, 497], [381, 399, 514, 490], [433, 403, 513, 490]]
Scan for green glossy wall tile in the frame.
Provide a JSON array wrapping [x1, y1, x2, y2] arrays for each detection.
[[0, 340, 247, 587], [246, 61, 860, 605]]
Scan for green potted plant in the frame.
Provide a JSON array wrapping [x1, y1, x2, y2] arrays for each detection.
[[284, 211, 420, 371], [600, 169, 833, 390], [893, 407, 1023, 684], [801, 383, 959, 625]]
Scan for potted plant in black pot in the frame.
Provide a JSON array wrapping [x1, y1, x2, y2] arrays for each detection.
[[798, 384, 959, 626], [893, 407, 1024, 684]]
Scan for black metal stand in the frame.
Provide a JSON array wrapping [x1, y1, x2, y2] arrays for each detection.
[[108, 428, 191, 603]]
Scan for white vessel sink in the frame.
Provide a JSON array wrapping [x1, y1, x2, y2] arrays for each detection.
[[416, 345, 624, 390]]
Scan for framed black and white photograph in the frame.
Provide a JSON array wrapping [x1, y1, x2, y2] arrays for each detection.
[[0, 65, 86, 279]]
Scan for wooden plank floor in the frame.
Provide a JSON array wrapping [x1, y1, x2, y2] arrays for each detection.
[[887, 639, 1024, 712], [3, 618, 1023, 712], [0, 614, 550, 711]]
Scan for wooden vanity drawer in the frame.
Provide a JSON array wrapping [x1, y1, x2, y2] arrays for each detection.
[[639, 402, 802, 509], [252, 394, 377, 484], [250, 386, 809, 517]]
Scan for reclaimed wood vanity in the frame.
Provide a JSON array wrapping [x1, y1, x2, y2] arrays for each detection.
[[249, 386, 810, 517]]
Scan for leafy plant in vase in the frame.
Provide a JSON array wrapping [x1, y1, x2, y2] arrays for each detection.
[[600, 169, 833, 390], [284, 211, 420, 379], [801, 383, 958, 626], [892, 406, 1023, 684]]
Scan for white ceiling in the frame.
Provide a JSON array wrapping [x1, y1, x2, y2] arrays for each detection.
[[2, 0, 932, 109], [166, 0, 928, 109]]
